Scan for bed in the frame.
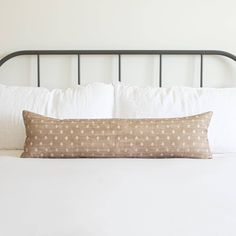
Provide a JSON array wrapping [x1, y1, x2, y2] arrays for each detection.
[[0, 50, 236, 236]]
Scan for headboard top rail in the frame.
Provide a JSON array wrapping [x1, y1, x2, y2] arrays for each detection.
[[1, 50, 236, 67]]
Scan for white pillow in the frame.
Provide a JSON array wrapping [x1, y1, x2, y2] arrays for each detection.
[[47, 83, 114, 119], [115, 84, 236, 153], [0, 83, 114, 149]]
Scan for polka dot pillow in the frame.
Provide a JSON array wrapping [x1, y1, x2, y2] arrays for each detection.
[[21, 110, 213, 159]]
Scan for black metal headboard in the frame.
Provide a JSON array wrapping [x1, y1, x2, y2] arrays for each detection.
[[0, 50, 236, 87]]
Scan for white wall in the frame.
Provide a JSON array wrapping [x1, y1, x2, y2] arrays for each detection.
[[0, 0, 236, 88]]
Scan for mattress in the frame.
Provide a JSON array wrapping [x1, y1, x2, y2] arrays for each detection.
[[0, 151, 236, 236]]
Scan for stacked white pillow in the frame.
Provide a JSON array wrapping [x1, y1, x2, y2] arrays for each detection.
[[115, 84, 236, 153], [1, 82, 236, 153], [0, 83, 114, 149]]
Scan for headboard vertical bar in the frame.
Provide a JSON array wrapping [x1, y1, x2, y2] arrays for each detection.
[[37, 54, 40, 87], [159, 54, 162, 87], [200, 54, 203, 87], [78, 54, 81, 85], [118, 54, 121, 82]]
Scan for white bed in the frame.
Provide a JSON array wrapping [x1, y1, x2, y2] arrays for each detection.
[[0, 151, 236, 236], [1, 50, 236, 236]]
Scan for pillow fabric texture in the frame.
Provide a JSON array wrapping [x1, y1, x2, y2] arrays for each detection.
[[21, 110, 212, 159], [115, 84, 236, 153], [0, 83, 114, 149]]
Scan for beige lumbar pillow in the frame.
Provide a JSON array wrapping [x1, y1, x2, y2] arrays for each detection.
[[21, 110, 212, 159]]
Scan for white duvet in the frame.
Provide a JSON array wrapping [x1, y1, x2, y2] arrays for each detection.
[[0, 152, 236, 236]]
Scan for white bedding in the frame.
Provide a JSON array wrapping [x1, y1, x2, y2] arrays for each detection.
[[0, 151, 236, 236]]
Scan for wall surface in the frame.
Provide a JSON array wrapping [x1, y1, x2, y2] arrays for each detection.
[[0, 0, 236, 88]]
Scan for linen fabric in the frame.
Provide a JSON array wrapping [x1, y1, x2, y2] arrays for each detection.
[[21, 111, 212, 159]]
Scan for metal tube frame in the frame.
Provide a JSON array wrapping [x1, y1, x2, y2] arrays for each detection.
[[0, 50, 236, 87]]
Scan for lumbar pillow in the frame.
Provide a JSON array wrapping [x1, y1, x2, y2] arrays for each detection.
[[21, 110, 212, 159], [115, 84, 236, 153], [0, 83, 114, 149]]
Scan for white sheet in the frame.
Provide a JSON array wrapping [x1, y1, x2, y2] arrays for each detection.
[[0, 151, 236, 236]]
